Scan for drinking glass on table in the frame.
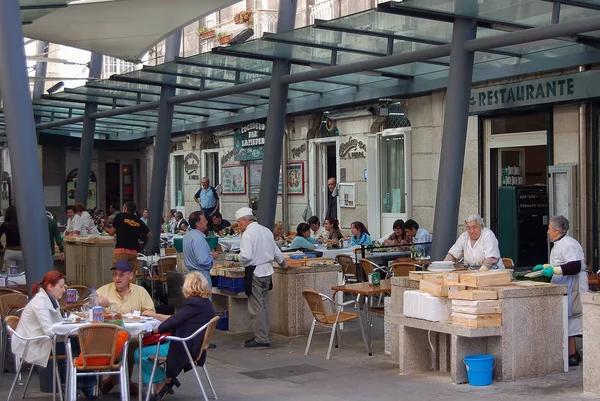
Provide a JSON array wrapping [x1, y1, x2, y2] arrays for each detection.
[[110, 303, 118, 320]]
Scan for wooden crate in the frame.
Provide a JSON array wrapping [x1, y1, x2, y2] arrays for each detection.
[[443, 271, 471, 285], [459, 271, 511, 288], [451, 300, 502, 315], [447, 289, 498, 300], [408, 271, 443, 281], [419, 279, 466, 297], [451, 312, 502, 328]]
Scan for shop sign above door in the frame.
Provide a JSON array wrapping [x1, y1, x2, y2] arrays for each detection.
[[234, 122, 266, 161], [469, 70, 600, 113]]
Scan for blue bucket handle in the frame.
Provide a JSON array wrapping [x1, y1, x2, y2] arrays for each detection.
[[463, 359, 495, 373]]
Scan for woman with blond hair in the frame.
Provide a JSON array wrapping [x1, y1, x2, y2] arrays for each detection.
[[137, 272, 216, 400]]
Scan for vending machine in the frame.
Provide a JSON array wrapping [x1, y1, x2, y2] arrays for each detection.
[[498, 186, 548, 268]]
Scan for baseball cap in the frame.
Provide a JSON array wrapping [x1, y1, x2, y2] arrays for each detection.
[[235, 207, 254, 221], [111, 260, 133, 272]]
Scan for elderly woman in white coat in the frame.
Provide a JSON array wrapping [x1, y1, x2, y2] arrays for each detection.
[[444, 214, 504, 271], [533, 215, 588, 367]]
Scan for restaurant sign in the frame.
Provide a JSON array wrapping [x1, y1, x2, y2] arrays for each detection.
[[469, 70, 600, 113], [234, 122, 266, 161]]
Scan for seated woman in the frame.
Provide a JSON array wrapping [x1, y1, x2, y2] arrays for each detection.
[[137, 272, 216, 401], [288, 223, 317, 250], [323, 218, 344, 248], [273, 220, 289, 247], [13, 271, 95, 399], [349, 221, 372, 247], [384, 219, 411, 249]]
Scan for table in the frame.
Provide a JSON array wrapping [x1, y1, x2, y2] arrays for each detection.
[[365, 250, 411, 266], [52, 318, 161, 401], [218, 237, 241, 251], [331, 280, 391, 356], [319, 247, 354, 259]]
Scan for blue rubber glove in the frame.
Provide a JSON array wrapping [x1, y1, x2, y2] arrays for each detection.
[[541, 266, 555, 277], [533, 264, 544, 271]]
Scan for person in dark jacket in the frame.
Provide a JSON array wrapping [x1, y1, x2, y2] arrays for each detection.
[[136, 272, 216, 400]]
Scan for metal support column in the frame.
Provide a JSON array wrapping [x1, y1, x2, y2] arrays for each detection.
[[257, 0, 298, 230], [0, 0, 52, 290], [430, 18, 477, 261], [75, 53, 103, 205], [145, 31, 181, 254], [32, 41, 49, 100]]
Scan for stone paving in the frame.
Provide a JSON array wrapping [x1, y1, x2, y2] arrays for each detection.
[[2, 319, 598, 401]]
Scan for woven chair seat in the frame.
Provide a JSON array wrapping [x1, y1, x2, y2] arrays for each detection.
[[314, 311, 358, 325]]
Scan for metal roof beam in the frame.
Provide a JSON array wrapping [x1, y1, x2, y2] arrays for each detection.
[[539, 0, 600, 12], [313, 19, 522, 59]]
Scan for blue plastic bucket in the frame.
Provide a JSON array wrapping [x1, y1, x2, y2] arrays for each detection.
[[463, 354, 494, 386]]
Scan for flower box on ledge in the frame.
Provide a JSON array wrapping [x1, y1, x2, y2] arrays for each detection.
[[198, 29, 215, 40], [218, 34, 232, 45]]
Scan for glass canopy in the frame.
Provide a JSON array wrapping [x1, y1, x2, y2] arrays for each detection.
[[3, 0, 600, 141]]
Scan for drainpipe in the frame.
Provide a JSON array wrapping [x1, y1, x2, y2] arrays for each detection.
[[579, 65, 588, 259], [281, 119, 290, 234]]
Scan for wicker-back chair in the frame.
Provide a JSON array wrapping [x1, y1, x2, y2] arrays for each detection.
[[335, 254, 356, 284], [390, 262, 414, 277], [145, 316, 220, 401], [66, 324, 130, 400], [0, 294, 28, 317], [302, 290, 367, 360]]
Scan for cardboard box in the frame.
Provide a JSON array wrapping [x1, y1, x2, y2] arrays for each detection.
[[459, 271, 511, 288], [447, 289, 498, 300], [419, 279, 466, 297], [451, 312, 502, 328]]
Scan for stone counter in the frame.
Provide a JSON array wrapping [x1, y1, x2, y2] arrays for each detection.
[[583, 292, 600, 395], [269, 264, 339, 337], [389, 277, 567, 383]]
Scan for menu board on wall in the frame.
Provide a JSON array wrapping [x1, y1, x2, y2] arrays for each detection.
[[338, 183, 355, 208]]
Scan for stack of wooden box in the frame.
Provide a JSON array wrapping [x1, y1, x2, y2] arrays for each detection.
[[409, 270, 511, 327]]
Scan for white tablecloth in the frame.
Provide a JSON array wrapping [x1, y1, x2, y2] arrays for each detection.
[[52, 318, 161, 337], [218, 237, 242, 251], [136, 254, 177, 264], [319, 247, 355, 259]]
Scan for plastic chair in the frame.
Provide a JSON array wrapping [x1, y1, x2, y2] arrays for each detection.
[[5, 323, 61, 401], [145, 315, 220, 401], [65, 324, 130, 401], [502, 258, 514, 268], [335, 254, 356, 284], [302, 290, 367, 360], [0, 293, 28, 375]]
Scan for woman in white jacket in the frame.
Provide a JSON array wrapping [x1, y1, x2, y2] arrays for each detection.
[[12, 271, 96, 399]]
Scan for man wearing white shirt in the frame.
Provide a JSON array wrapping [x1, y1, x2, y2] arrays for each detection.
[[233, 207, 287, 347], [308, 216, 327, 240], [444, 214, 504, 271]]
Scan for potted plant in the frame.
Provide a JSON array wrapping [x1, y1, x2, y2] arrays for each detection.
[[217, 32, 232, 45], [234, 10, 253, 25], [198, 26, 216, 40]]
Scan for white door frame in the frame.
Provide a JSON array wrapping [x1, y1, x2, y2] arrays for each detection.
[[367, 127, 412, 239], [201, 149, 221, 185], [308, 137, 340, 223], [169, 152, 185, 209], [484, 125, 547, 224]]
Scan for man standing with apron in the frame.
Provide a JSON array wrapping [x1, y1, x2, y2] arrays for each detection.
[[232, 207, 287, 347]]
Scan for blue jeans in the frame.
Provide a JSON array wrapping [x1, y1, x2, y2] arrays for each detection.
[[134, 343, 170, 385]]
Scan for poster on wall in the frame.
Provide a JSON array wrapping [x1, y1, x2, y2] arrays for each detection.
[[285, 162, 304, 195], [65, 169, 97, 210], [221, 165, 246, 194]]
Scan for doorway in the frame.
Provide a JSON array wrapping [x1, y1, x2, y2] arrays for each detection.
[[105, 160, 138, 211], [308, 138, 340, 222]]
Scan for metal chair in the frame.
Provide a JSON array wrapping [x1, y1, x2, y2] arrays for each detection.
[[0, 293, 28, 374], [302, 290, 367, 360], [390, 262, 414, 277], [145, 315, 220, 401], [5, 323, 62, 401], [65, 324, 130, 401], [335, 254, 357, 284]]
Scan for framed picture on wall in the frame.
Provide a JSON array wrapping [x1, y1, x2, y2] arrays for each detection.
[[286, 161, 304, 195], [221, 165, 246, 194]]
